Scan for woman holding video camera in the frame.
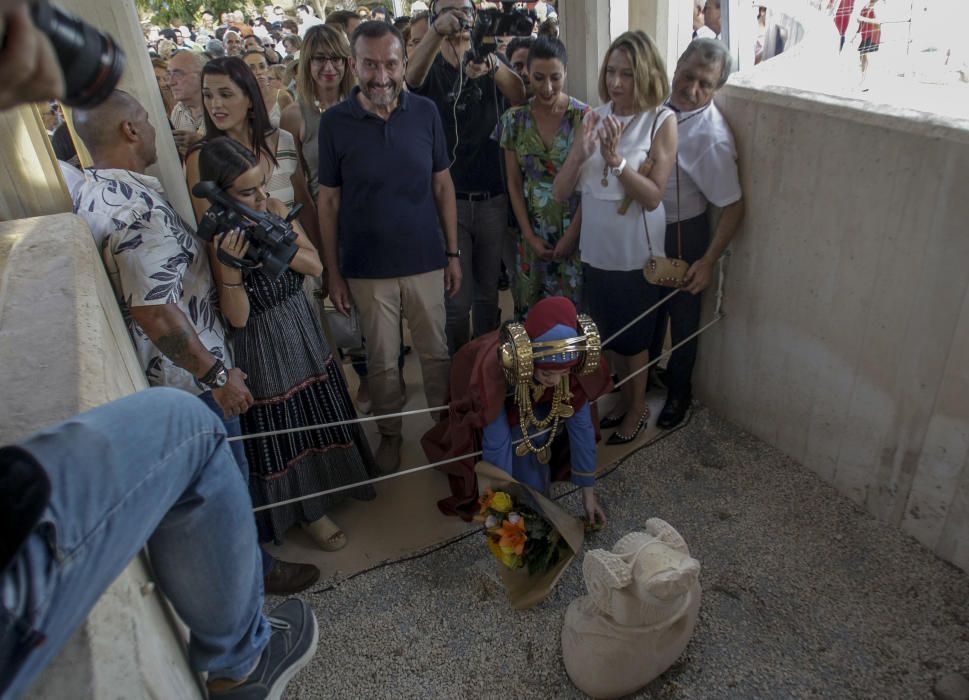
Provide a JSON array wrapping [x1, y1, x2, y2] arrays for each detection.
[[197, 136, 377, 551], [185, 56, 319, 249]]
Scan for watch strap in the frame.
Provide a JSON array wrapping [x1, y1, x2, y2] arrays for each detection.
[[200, 359, 226, 388]]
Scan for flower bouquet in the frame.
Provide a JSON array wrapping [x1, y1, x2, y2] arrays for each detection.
[[474, 461, 585, 609]]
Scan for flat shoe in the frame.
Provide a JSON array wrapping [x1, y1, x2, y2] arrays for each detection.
[[301, 516, 347, 552], [606, 407, 650, 445], [599, 412, 626, 429]]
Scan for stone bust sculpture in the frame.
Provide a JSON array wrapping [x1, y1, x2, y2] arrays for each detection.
[[561, 518, 702, 699]]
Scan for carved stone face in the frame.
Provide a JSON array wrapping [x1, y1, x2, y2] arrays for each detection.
[[583, 520, 701, 627]]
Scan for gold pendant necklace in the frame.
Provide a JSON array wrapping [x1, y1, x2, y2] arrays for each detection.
[[601, 163, 609, 187]]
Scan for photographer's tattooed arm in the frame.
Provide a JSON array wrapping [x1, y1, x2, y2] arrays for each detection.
[[129, 304, 218, 379]]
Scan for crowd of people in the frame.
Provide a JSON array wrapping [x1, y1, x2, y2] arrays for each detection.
[[3, 0, 746, 697]]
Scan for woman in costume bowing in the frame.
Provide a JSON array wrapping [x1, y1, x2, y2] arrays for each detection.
[[423, 296, 610, 527]]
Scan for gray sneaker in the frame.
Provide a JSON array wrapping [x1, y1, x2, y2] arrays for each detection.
[[208, 599, 318, 700]]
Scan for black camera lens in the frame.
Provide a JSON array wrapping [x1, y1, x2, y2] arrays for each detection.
[[30, 0, 125, 108]]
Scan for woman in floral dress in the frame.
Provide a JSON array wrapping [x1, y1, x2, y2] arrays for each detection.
[[499, 37, 589, 319]]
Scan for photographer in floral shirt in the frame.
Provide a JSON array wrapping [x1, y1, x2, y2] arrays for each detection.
[[72, 90, 319, 595]]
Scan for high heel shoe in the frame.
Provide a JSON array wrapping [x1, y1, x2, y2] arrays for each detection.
[[599, 412, 626, 429], [606, 407, 650, 445]]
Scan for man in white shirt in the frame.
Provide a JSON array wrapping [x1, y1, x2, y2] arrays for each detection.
[[653, 38, 744, 428], [296, 4, 324, 36], [167, 50, 205, 158]]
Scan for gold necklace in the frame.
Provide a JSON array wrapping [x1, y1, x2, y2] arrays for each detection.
[[514, 375, 575, 464]]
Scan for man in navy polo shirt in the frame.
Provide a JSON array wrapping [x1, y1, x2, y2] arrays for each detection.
[[317, 20, 462, 473]]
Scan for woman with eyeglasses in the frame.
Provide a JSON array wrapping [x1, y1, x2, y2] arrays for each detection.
[[279, 24, 355, 202]]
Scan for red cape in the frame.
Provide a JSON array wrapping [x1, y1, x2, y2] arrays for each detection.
[[421, 330, 613, 520]]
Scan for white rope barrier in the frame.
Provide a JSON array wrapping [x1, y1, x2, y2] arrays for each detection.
[[229, 283, 685, 444], [247, 311, 724, 512]]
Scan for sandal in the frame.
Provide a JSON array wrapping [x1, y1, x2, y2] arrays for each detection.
[[302, 516, 348, 552]]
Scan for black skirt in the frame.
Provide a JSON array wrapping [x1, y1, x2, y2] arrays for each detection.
[[582, 264, 660, 357]]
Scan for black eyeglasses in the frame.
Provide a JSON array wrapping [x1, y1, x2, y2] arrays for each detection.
[[310, 55, 346, 65]]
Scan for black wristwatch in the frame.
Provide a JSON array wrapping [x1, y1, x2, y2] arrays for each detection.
[[200, 359, 228, 389], [446, 249, 461, 259]]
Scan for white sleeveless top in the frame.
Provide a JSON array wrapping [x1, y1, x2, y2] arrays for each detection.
[[578, 104, 674, 271], [266, 128, 298, 208]]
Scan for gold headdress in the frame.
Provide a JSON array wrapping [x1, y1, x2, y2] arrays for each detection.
[[497, 307, 601, 464]]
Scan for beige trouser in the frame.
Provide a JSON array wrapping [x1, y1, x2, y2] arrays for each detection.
[[348, 270, 450, 437]]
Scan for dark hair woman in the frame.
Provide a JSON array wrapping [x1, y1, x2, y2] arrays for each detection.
[[185, 57, 319, 248], [198, 136, 377, 550], [497, 37, 589, 320]]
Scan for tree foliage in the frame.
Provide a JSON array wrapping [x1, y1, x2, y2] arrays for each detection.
[[136, 0, 243, 27]]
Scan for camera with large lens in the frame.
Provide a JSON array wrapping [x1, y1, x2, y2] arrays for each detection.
[[28, 0, 125, 107], [191, 181, 300, 281], [467, 1, 535, 63]]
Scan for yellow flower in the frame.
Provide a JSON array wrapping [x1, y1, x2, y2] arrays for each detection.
[[491, 491, 514, 513]]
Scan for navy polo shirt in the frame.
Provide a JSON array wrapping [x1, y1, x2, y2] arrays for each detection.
[[318, 87, 450, 279]]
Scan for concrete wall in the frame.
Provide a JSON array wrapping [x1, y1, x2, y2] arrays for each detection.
[[695, 75, 969, 574], [0, 214, 201, 699]]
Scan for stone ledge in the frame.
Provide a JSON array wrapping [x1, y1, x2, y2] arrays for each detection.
[[0, 214, 201, 699]]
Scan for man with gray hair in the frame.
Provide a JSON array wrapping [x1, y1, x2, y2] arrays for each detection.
[[652, 38, 744, 429], [223, 29, 243, 56], [167, 49, 205, 157]]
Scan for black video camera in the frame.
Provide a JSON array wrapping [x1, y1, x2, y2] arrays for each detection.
[[467, 1, 535, 64], [191, 181, 300, 281], [27, 0, 125, 107]]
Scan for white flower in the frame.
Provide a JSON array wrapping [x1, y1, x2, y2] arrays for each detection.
[[508, 513, 522, 525], [485, 515, 498, 529]]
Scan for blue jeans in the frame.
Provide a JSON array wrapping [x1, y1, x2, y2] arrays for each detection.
[[198, 390, 274, 576], [0, 388, 271, 699]]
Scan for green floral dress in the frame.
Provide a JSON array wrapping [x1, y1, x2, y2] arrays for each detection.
[[498, 96, 589, 319]]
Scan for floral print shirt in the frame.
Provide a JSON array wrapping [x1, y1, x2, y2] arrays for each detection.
[[73, 169, 228, 394]]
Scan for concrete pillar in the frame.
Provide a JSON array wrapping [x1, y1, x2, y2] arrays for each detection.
[[627, 0, 696, 75], [0, 104, 72, 220], [56, 0, 194, 225], [559, 0, 612, 105]]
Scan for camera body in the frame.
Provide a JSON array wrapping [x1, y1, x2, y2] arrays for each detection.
[[191, 181, 300, 281], [467, 1, 535, 64]]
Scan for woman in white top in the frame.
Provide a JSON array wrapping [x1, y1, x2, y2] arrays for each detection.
[[553, 30, 677, 445]]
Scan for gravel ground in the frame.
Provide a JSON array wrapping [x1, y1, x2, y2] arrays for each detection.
[[280, 406, 969, 699]]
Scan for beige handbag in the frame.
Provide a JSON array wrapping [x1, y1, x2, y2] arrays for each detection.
[[643, 149, 688, 288]]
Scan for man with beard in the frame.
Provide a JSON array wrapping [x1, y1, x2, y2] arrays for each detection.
[[650, 39, 744, 429], [317, 21, 462, 473], [406, 0, 526, 356]]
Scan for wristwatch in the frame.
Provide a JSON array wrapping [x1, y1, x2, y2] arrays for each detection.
[[200, 359, 228, 389], [610, 158, 627, 178], [446, 249, 462, 259]]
